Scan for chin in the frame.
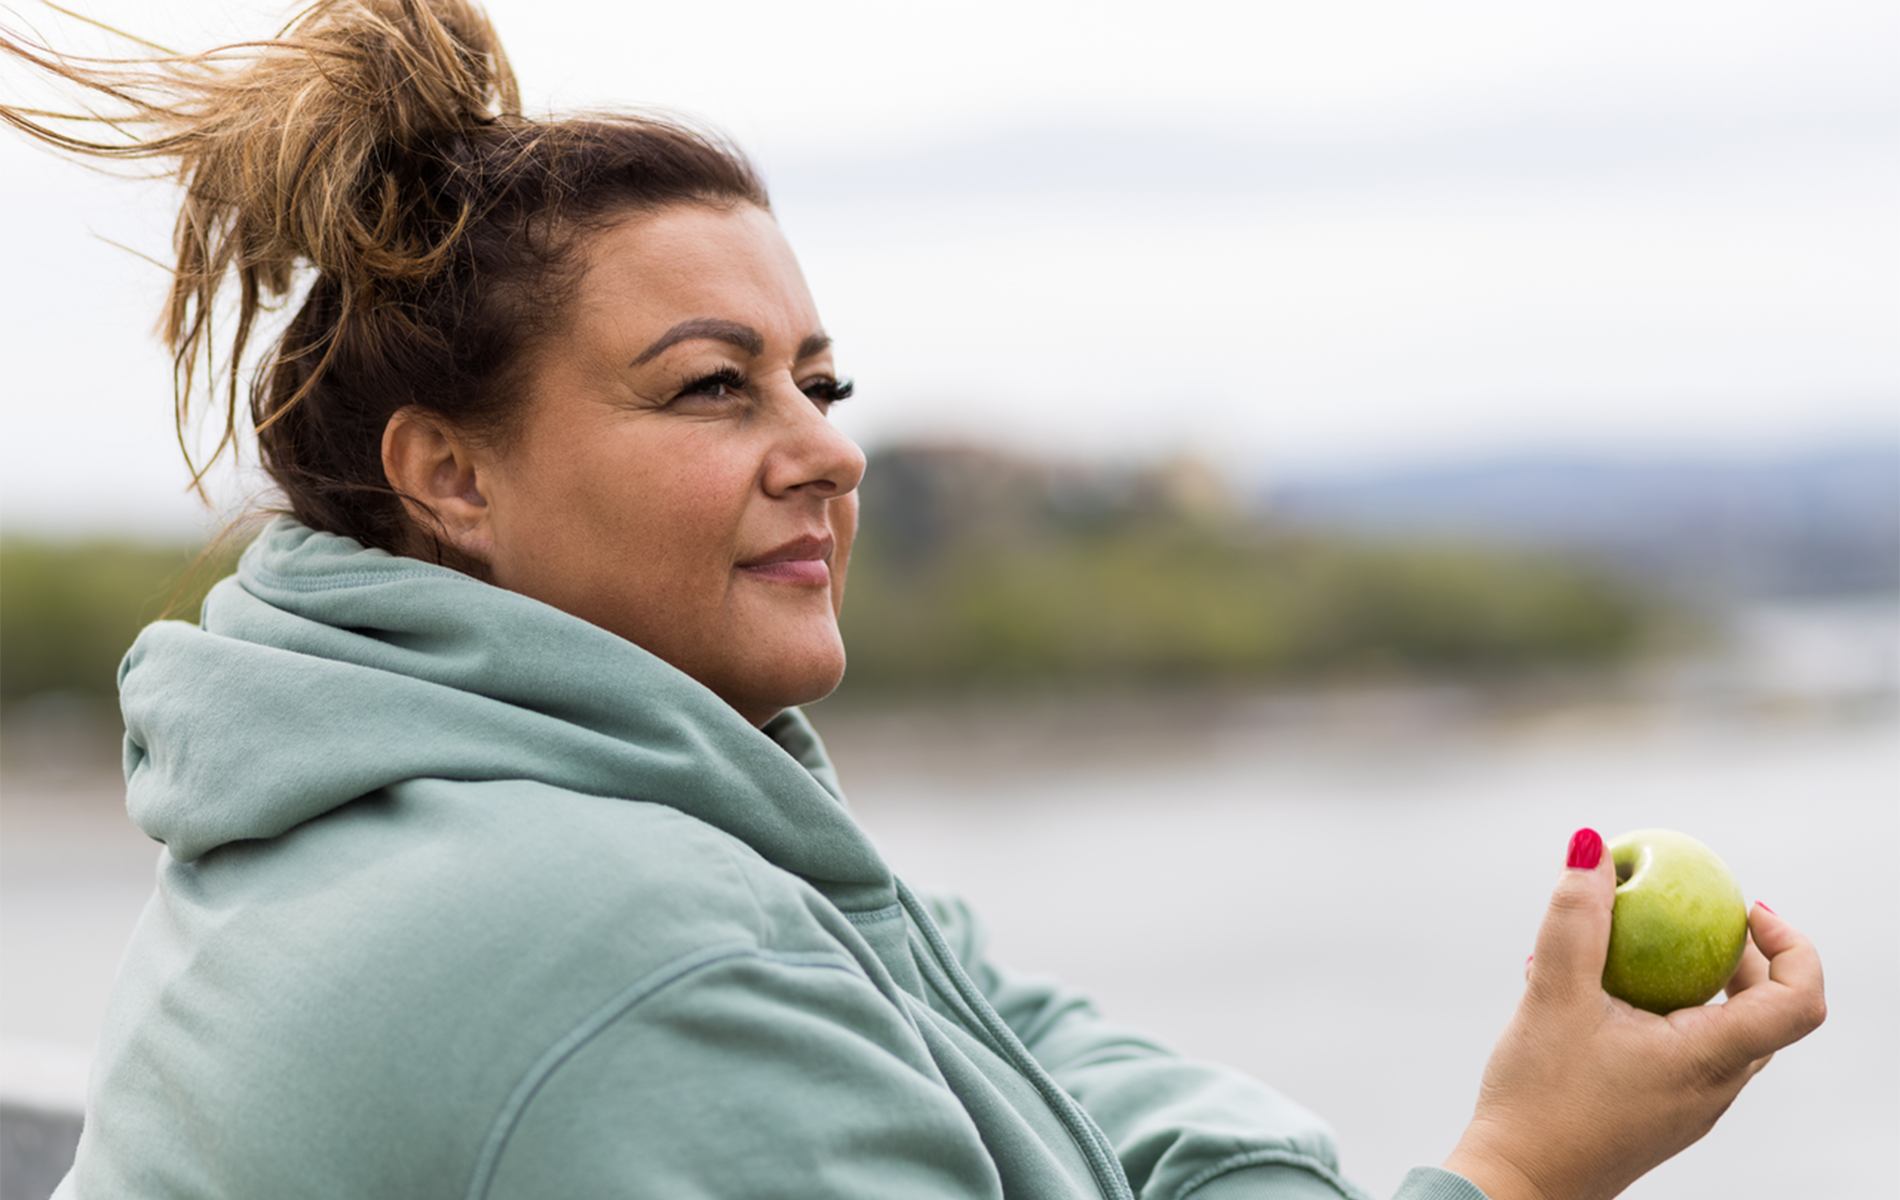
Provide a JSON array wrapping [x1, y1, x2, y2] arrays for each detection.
[[781, 646, 850, 710], [721, 637, 848, 726]]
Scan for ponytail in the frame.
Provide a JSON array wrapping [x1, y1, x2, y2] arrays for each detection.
[[3, 0, 767, 553]]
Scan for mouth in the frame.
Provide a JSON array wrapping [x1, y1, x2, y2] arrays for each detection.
[[736, 534, 834, 586]]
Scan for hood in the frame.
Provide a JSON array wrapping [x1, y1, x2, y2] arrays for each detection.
[[118, 518, 893, 912]]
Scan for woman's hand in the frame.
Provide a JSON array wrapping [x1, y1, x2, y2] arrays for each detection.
[[1440, 829, 1826, 1200]]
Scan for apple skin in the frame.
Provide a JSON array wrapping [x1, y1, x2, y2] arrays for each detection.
[[1601, 829, 1749, 1015]]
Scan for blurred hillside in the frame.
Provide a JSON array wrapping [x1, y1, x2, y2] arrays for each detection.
[[833, 444, 1661, 697], [1267, 445, 1900, 601]]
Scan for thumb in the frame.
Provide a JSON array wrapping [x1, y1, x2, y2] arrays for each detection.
[[1526, 828, 1617, 1008]]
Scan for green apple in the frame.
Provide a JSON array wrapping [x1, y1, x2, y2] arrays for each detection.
[[1601, 829, 1749, 1015]]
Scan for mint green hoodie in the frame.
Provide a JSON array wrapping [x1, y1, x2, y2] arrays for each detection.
[[61, 520, 1483, 1200]]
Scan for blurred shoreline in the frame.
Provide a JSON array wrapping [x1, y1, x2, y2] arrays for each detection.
[[815, 589, 1896, 780], [5, 584, 1893, 787]]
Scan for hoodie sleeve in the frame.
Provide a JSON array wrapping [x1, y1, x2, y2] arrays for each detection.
[[919, 894, 1490, 1200]]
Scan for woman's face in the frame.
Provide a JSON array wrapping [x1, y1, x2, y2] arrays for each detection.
[[469, 203, 864, 725]]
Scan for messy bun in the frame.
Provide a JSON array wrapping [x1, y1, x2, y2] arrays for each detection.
[[2, 0, 768, 554]]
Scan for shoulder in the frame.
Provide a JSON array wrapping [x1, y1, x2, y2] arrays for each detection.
[[138, 776, 867, 1050], [78, 777, 899, 1196], [278, 775, 857, 979]]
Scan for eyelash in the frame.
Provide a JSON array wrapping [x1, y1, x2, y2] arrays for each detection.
[[672, 368, 854, 408], [803, 376, 854, 406], [678, 365, 748, 400]]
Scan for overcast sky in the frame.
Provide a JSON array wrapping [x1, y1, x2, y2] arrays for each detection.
[[2, 0, 1895, 535]]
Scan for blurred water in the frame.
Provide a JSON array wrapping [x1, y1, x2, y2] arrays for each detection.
[[826, 705, 1897, 1200], [3, 703, 1893, 1199]]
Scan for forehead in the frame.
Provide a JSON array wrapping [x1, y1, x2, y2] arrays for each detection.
[[569, 203, 821, 344]]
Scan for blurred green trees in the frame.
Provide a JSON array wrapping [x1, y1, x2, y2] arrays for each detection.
[[1, 539, 238, 703], [840, 531, 1649, 691], [834, 446, 1656, 695], [0, 445, 1665, 707]]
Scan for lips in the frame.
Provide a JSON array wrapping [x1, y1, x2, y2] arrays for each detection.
[[736, 534, 833, 586]]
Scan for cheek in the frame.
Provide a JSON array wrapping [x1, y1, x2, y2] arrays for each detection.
[[592, 475, 734, 600], [491, 436, 730, 612], [829, 495, 860, 617]]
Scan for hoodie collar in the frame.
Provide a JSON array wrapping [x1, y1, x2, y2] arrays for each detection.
[[119, 518, 893, 913]]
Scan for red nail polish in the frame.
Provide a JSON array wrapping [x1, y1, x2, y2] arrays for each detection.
[[1756, 901, 1776, 914], [1566, 828, 1603, 871]]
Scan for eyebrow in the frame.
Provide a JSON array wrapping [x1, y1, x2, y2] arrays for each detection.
[[630, 319, 832, 367], [631, 319, 759, 366]]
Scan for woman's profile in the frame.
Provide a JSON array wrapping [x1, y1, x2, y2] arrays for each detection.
[[2, 2, 1826, 1197]]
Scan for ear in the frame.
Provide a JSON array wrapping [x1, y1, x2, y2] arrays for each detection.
[[381, 406, 496, 563]]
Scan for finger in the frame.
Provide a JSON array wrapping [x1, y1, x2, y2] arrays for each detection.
[[1748, 903, 1819, 980], [1525, 828, 1616, 1009], [1724, 930, 1769, 998], [1524, 953, 1534, 984], [1709, 904, 1827, 1060], [1753, 905, 1827, 1014]]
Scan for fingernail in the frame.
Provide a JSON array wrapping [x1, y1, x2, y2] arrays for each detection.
[[1566, 827, 1603, 871], [1525, 954, 1534, 965], [1756, 901, 1776, 914]]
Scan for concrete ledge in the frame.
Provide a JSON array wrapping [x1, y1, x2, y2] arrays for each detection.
[[0, 1043, 88, 1200], [1, 1104, 82, 1200]]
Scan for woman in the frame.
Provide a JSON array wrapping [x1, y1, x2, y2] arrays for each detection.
[[3, 3, 1824, 1197]]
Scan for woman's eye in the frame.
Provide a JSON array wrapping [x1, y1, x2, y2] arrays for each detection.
[[801, 376, 854, 408], [672, 368, 748, 406]]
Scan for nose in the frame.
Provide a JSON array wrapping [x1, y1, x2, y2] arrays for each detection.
[[760, 383, 866, 501]]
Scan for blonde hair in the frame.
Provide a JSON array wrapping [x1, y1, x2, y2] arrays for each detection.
[[3, 0, 767, 551]]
